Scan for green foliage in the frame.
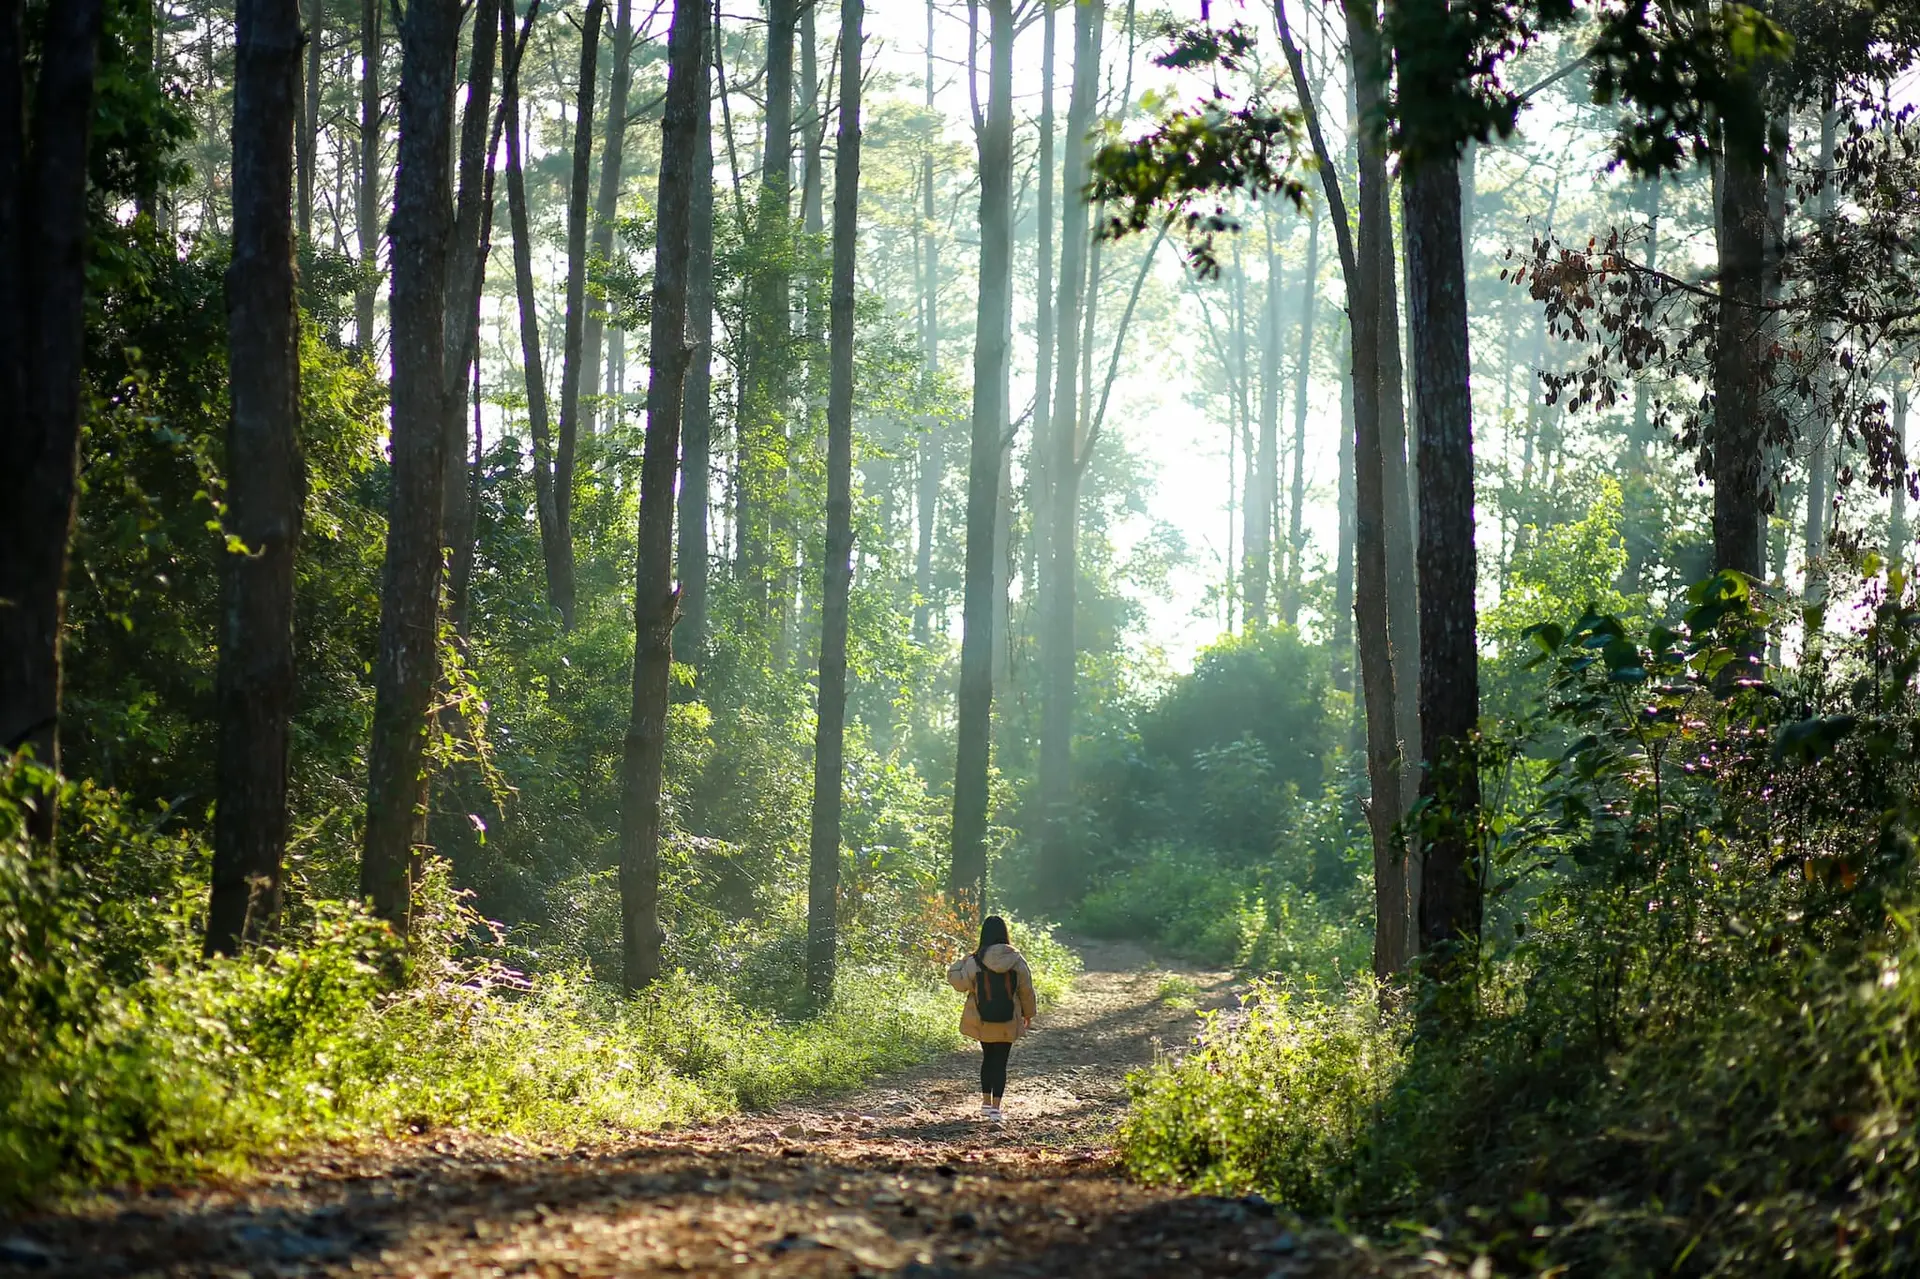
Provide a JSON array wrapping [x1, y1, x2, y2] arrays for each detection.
[[1119, 981, 1401, 1215], [0, 769, 1059, 1199], [1120, 570, 1920, 1273]]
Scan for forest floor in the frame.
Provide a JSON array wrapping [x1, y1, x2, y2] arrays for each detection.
[[0, 939, 1456, 1279]]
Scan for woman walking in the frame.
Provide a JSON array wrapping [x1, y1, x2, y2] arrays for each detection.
[[947, 915, 1038, 1123]]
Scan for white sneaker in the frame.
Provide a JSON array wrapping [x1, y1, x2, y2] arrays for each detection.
[[984, 1105, 1005, 1124]]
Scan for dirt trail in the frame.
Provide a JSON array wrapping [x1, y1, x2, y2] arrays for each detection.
[[1, 939, 1452, 1279]]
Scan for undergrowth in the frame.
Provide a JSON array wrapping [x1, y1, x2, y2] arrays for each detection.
[[0, 771, 1074, 1201], [1119, 571, 1920, 1276]]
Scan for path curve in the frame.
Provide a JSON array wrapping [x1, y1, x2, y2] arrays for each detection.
[[0, 938, 1454, 1278]]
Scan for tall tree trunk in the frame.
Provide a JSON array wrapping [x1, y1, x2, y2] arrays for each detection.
[[739, 0, 798, 619], [0, 0, 106, 844], [503, 34, 571, 628], [442, 0, 506, 637], [807, 0, 863, 1005], [298, 0, 323, 240], [356, 0, 381, 351], [620, 0, 707, 993], [583, 0, 635, 439], [1237, 242, 1268, 627], [550, 0, 606, 629], [1623, 181, 1660, 591], [948, 0, 1014, 915], [678, 18, 716, 659], [1399, 3, 1481, 985], [1285, 204, 1321, 626], [1027, 0, 1057, 621], [1316, 0, 1413, 976], [1803, 100, 1838, 603], [208, 0, 304, 955], [1893, 382, 1911, 578], [911, 0, 942, 645], [1037, 0, 1102, 904], [361, 0, 462, 934], [1380, 182, 1420, 852], [1254, 213, 1282, 631], [1334, 321, 1355, 692], [1712, 76, 1769, 581]]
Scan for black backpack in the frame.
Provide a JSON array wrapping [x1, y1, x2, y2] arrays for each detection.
[[974, 956, 1018, 1023]]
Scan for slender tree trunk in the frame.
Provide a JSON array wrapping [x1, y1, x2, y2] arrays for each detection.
[[911, 0, 942, 645], [678, 20, 716, 659], [948, 0, 1014, 915], [1334, 321, 1355, 691], [442, 0, 505, 637], [503, 37, 571, 628], [298, 0, 323, 240], [548, 0, 606, 629], [807, 0, 863, 1005], [356, 0, 381, 351], [1399, 3, 1481, 983], [1027, 0, 1057, 618], [1803, 101, 1839, 603], [1893, 382, 1911, 578], [620, 0, 707, 993], [1236, 242, 1267, 627], [361, 0, 462, 934], [1285, 205, 1320, 626], [1253, 214, 1282, 631], [739, 0, 798, 618], [1037, 0, 1102, 903], [1712, 78, 1769, 580], [208, 0, 304, 955], [0, 0, 106, 844], [583, 0, 635, 439], [1318, 0, 1413, 976], [1380, 186, 1420, 852]]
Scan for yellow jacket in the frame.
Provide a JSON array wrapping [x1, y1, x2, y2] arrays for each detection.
[[947, 943, 1037, 1043]]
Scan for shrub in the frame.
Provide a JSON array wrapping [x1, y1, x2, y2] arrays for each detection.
[[1118, 980, 1401, 1215]]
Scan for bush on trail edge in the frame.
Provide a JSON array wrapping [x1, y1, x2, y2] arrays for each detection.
[[1121, 570, 1920, 1277]]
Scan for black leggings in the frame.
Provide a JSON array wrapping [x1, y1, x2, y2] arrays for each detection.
[[980, 1041, 1012, 1098]]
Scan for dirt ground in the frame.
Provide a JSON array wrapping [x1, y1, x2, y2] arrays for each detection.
[[0, 939, 1456, 1279]]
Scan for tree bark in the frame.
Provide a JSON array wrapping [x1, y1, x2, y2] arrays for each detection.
[[0, 0, 106, 843], [1253, 215, 1282, 631], [1334, 320, 1355, 692], [1283, 206, 1320, 627], [548, 0, 606, 629], [356, 0, 382, 351], [208, 0, 305, 955], [948, 0, 1015, 915], [298, 0, 323, 240], [1027, 0, 1057, 620], [678, 18, 716, 659], [1893, 382, 1911, 577], [1711, 75, 1769, 581], [1302, 0, 1413, 977], [442, 0, 506, 637], [1400, 13, 1481, 981], [620, 0, 708, 993], [738, 0, 798, 617], [1803, 101, 1838, 603], [911, 0, 941, 645], [1037, 0, 1102, 903], [361, 0, 461, 935], [807, 0, 863, 1005], [583, 0, 635, 440], [503, 22, 573, 628]]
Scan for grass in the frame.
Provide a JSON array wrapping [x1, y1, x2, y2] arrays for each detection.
[[0, 782, 1083, 1201]]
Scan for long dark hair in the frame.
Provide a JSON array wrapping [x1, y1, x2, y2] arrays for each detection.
[[976, 914, 1011, 953]]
